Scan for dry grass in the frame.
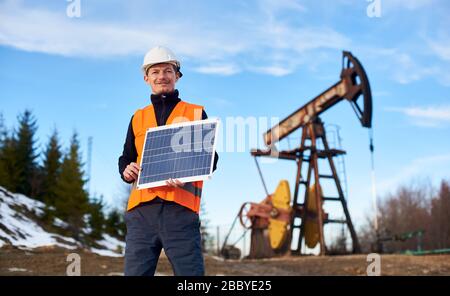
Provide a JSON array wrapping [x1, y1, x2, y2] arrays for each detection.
[[1, 245, 449, 276]]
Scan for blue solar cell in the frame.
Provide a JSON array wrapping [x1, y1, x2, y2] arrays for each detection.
[[137, 120, 218, 189]]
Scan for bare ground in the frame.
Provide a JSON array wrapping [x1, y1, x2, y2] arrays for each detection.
[[1, 245, 449, 276]]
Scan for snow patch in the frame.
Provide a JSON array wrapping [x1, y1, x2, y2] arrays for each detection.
[[53, 217, 69, 229], [0, 186, 125, 257], [0, 188, 75, 249], [91, 234, 125, 257]]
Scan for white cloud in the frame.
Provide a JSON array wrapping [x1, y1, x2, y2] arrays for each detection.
[[194, 64, 241, 76], [249, 65, 293, 76], [401, 106, 450, 121], [392, 53, 439, 84], [0, 0, 350, 76], [334, 0, 438, 13], [0, 1, 156, 57], [361, 46, 450, 86], [428, 36, 450, 62], [386, 105, 450, 127], [262, 0, 306, 12], [378, 153, 450, 193], [384, 0, 436, 10], [5, 0, 445, 83], [0, 1, 246, 59]]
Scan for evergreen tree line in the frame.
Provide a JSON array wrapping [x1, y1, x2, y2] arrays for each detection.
[[0, 110, 125, 245]]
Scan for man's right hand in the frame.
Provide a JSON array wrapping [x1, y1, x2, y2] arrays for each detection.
[[123, 162, 141, 182]]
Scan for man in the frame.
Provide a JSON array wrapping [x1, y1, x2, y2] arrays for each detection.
[[118, 46, 218, 276]]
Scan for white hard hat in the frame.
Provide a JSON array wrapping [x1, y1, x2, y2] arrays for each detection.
[[142, 46, 182, 77]]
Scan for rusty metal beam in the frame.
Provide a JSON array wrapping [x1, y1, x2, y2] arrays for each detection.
[[264, 81, 347, 146], [263, 51, 372, 146]]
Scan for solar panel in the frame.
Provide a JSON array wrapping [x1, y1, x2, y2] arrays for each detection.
[[136, 119, 219, 190]]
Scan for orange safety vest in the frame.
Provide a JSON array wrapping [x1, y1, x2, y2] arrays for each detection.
[[127, 101, 204, 213]]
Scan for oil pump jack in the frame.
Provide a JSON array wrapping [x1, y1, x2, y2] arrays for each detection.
[[237, 51, 373, 258]]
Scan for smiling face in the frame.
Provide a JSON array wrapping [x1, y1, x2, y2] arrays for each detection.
[[144, 63, 179, 95]]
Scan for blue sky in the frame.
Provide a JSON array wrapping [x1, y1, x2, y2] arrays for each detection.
[[1, 0, 450, 247]]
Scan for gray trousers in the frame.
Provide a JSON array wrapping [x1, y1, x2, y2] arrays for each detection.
[[124, 198, 204, 276]]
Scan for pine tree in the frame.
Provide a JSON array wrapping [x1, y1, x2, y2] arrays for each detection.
[[54, 132, 89, 241], [0, 113, 8, 187], [105, 209, 126, 240], [0, 113, 5, 149], [87, 195, 106, 240], [14, 110, 39, 196], [0, 120, 19, 191], [41, 129, 62, 205]]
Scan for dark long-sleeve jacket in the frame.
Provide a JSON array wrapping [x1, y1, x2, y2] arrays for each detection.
[[118, 89, 219, 183]]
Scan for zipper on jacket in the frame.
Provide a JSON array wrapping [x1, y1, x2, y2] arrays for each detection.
[[160, 95, 166, 126]]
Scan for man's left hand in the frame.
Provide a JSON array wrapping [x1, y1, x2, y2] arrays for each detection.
[[166, 178, 185, 188]]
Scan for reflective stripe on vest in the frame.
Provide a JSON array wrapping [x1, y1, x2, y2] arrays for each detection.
[[127, 101, 204, 213]]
